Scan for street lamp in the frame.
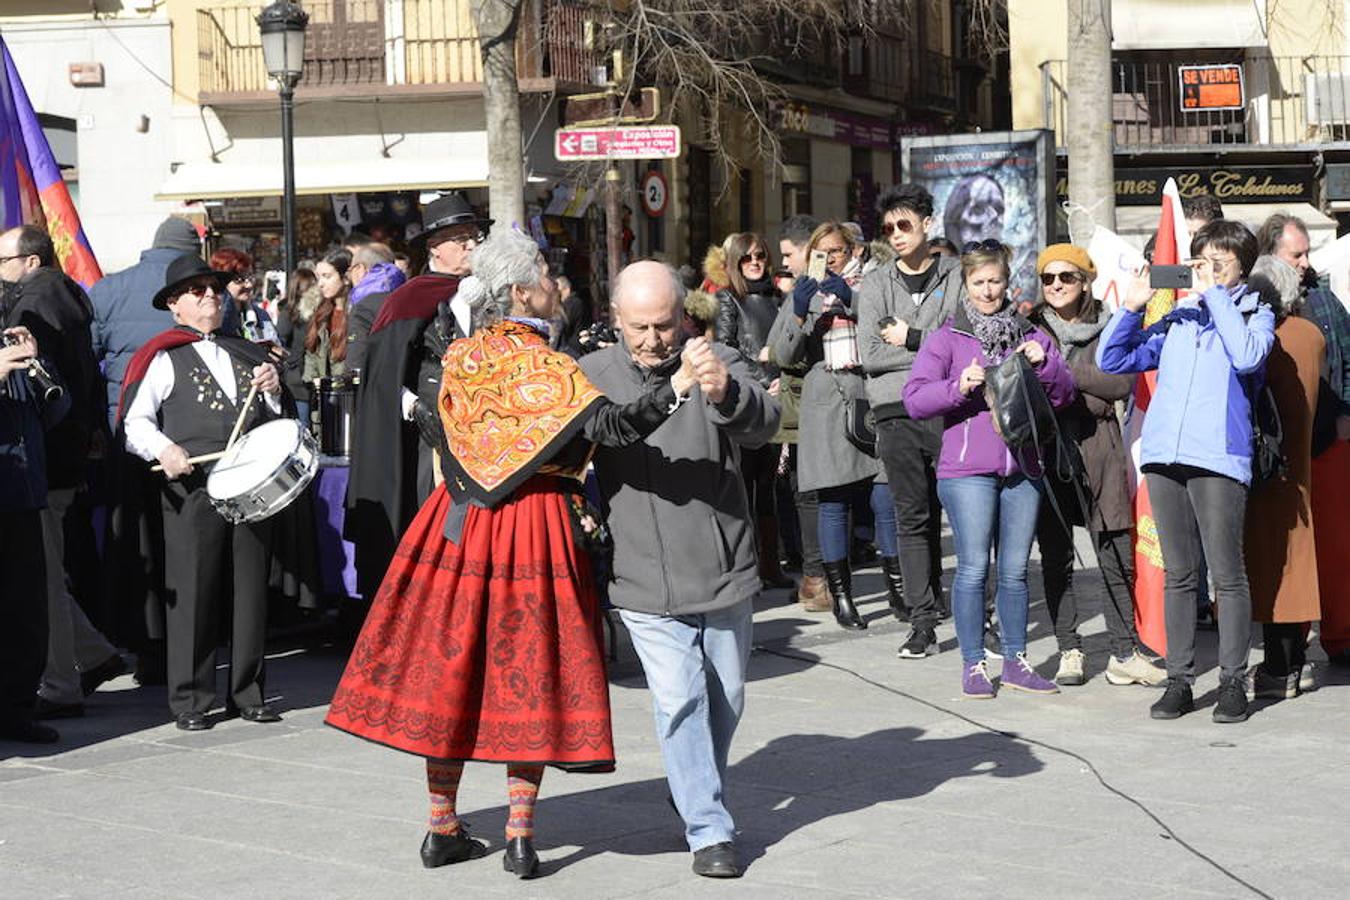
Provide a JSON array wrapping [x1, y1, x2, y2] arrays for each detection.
[[257, 0, 309, 280]]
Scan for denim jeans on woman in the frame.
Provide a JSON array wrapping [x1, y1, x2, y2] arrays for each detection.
[[937, 474, 1042, 665], [818, 479, 897, 563]]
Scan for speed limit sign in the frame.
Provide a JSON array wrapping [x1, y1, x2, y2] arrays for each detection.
[[641, 170, 668, 217]]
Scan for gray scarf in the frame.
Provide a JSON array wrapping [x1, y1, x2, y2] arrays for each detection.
[[963, 297, 1024, 363], [1037, 304, 1106, 348]]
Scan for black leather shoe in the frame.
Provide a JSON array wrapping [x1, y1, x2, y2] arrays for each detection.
[[0, 718, 60, 743], [33, 698, 85, 720], [822, 561, 866, 630], [239, 704, 282, 723], [175, 711, 212, 731], [81, 654, 130, 696], [692, 841, 741, 878], [502, 836, 539, 879], [420, 829, 487, 868]]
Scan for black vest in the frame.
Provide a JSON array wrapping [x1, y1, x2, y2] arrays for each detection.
[[158, 343, 257, 458]]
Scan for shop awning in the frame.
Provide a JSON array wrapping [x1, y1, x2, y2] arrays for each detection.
[[1113, 202, 1336, 249], [1112, 0, 1267, 50], [155, 156, 489, 201]]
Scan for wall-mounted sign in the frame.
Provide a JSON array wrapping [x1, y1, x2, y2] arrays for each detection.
[[640, 170, 668, 217], [216, 196, 282, 225], [1179, 64, 1244, 112], [774, 102, 893, 151], [1056, 165, 1313, 206], [555, 126, 681, 161]]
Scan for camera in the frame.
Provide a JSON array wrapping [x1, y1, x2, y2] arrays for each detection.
[[576, 324, 619, 355], [2, 332, 63, 403]]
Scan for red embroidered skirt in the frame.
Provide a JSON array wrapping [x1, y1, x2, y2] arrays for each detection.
[[325, 479, 615, 770]]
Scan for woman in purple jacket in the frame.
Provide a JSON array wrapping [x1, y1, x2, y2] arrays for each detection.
[[903, 242, 1077, 698]]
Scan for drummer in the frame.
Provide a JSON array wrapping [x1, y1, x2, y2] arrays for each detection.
[[118, 254, 288, 731]]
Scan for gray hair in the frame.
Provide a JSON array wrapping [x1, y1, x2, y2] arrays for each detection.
[[353, 242, 394, 268], [611, 260, 686, 313], [468, 230, 544, 330], [1249, 254, 1303, 320]]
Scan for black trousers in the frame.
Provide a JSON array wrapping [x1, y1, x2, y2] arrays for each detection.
[[161, 477, 273, 716], [1036, 511, 1138, 658], [0, 510, 47, 725], [786, 444, 823, 577], [875, 416, 946, 628]]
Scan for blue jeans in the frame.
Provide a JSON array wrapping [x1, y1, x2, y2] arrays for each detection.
[[818, 480, 897, 563], [937, 474, 1042, 664], [620, 600, 753, 851]]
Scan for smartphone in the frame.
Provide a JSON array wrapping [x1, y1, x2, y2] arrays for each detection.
[[877, 316, 897, 330], [1149, 264, 1192, 290], [807, 249, 828, 282]]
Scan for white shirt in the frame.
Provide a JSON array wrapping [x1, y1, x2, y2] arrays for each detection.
[[124, 340, 282, 462]]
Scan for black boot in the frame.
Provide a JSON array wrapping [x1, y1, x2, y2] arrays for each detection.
[[823, 561, 866, 630], [880, 556, 909, 622]]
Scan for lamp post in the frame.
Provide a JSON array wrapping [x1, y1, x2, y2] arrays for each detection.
[[257, 1, 309, 279]]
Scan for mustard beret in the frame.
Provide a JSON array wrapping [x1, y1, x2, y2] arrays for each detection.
[[1036, 243, 1097, 281]]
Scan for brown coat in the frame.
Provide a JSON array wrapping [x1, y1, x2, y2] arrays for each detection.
[[1030, 309, 1136, 532], [1246, 316, 1325, 623]]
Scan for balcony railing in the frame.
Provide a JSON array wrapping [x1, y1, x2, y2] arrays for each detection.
[[1041, 55, 1350, 151], [197, 0, 603, 99]]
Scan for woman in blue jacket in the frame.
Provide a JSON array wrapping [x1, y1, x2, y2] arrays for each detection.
[[1097, 219, 1275, 724]]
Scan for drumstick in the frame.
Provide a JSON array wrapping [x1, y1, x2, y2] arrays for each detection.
[[150, 450, 228, 473], [225, 382, 260, 452]]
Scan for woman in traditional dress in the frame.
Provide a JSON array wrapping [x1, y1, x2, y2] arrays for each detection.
[[326, 230, 697, 879]]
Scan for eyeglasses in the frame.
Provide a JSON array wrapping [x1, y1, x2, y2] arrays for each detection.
[[0, 253, 33, 265], [819, 246, 850, 260], [739, 250, 767, 265], [962, 239, 1004, 254], [433, 230, 487, 247], [1039, 271, 1082, 286], [1200, 255, 1237, 269], [880, 220, 918, 237], [181, 282, 219, 298]]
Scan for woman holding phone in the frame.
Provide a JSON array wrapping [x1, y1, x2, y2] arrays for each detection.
[[1097, 219, 1275, 723]]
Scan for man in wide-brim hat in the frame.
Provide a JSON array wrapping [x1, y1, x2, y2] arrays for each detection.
[[345, 192, 490, 600], [116, 252, 290, 732]]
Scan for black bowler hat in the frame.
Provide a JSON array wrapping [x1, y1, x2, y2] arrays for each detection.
[[152, 253, 233, 310], [412, 192, 493, 244]]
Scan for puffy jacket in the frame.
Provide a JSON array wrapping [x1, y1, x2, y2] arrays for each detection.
[[1096, 283, 1275, 485], [902, 306, 1076, 479]]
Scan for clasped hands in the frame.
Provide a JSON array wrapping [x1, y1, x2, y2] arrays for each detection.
[[956, 342, 1045, 396], [672, 336, 731, 404]]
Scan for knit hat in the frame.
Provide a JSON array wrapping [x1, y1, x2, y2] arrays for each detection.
[[1036, 243, 1096, 281], [152, 217, 202, 253]]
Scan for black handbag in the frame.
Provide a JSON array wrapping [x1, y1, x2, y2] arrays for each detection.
[[845, 396, 877, 456], [983, 352, 1057, 451]]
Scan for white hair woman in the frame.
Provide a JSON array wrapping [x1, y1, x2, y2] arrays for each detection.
[[327, 229, 699, 880]]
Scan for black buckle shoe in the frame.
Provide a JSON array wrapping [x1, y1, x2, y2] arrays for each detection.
[[502, 836, 539, 878], [1149, 678, 1195, 720], [692, 841, 741, 878], [420, 828, 487, 868]]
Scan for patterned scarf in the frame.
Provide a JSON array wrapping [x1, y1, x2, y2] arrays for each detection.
[[963, 296, 1024, 363]]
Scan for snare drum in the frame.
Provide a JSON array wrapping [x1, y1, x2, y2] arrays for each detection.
[[207, 418, 319, 524], [311, 377, 355, 459]]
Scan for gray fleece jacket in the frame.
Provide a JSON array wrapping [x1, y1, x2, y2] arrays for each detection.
[[580, 342, 781, 616], [856, 255, 964, 419]]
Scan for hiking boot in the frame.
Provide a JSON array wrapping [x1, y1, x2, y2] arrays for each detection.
[[962, 660, 996, 699], [880, 556, 909, 622], [1212, 676, 1250, 723], [1054, 648, 1086, 686], [897, 626, 937, 659], [797, 575, 831, 613], [1105, 650, 1167, 686], [1246, 664, 1298, 701], [822, 561, 866, 630], [1001, 653, 1059, 694], [1149, 678, 1194, 720]]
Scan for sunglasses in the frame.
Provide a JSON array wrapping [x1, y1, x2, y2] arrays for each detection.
[[230, 273, 257, 285], [1039, 271, 1083, 286], [879, 220, 918, 237], [181, 282, 220, 298], [739, 250, 768, 265], [962, 239, 1004, 254]]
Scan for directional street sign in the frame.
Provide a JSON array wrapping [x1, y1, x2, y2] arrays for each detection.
[[554, 125, 682, 161]]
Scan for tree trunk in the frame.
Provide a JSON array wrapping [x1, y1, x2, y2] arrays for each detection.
[[1066, 0, 1115, 231], [472, 0, 525, 229]]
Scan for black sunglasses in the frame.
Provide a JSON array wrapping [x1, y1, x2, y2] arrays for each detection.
[[962, 239, 1004, 254], [739, 250, 767, 265], [1039, 271, 1083, 286], [880, 220, 917, 237]]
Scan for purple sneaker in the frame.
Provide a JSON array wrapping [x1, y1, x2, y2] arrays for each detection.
[[1001, 653, 1060, 694], [962, 660, 996, 699]]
